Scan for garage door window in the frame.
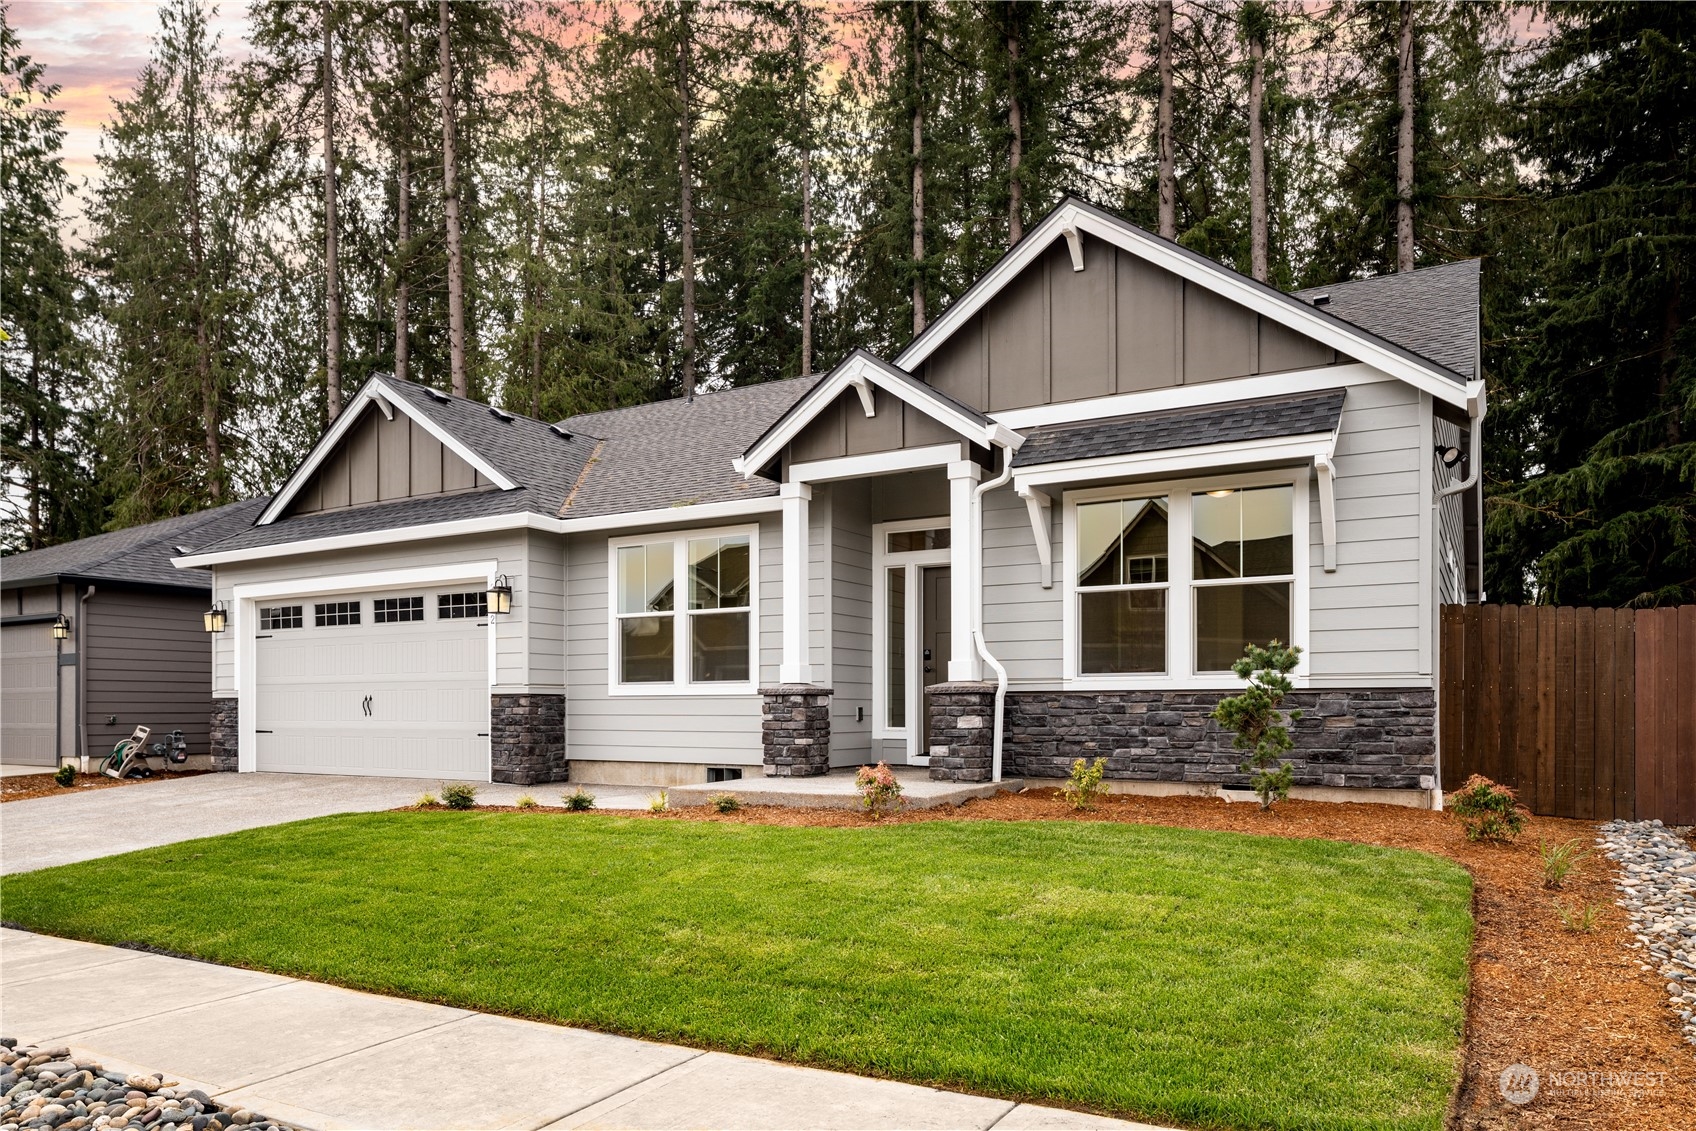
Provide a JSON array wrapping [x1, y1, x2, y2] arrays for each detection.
[[610, 525, 757, 692], [374, 596, 424, 623], [315, 601, 361, 627], [438, 592, 488, 619], [259, 605, 303, 630]]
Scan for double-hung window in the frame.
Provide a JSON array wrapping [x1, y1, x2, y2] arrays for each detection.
[[1067, 475, 1304, 681], [612, 526, 755, 690]]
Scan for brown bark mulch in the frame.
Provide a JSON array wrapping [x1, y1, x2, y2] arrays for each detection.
[[1, 769, 209, 803], [449, 788, 1695, 1129]]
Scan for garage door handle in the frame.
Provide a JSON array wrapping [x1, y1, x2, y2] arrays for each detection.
[[255, 730, 273, 734], [362, 695, 372, 717]]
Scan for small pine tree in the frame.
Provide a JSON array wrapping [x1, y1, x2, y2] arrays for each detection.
[[1211, 641, 1303, 810]]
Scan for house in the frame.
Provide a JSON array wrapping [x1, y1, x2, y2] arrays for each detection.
[[172, 198, 1484, 805], [1, 498, 266, 769]]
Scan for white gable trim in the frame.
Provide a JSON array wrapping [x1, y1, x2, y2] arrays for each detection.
[[733, 351, 1022, 478], [257, 377, 518, 526], [892, 199, 1476, 410]]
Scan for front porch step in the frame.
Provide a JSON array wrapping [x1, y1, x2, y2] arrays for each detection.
[[668, 768, 1024, 811]]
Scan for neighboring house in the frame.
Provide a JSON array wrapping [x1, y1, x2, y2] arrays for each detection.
[[1, 499, 266, 768], [174, 198, 1485, 805]]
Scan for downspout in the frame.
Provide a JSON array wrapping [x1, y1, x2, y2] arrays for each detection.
[[54, 583, 63, 770], [971, 440, 1017, 783], [77, 584, 96, 771], [1431, 391, 1487, 812]]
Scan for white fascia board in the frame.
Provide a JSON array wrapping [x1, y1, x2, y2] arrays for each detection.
[[735, 353, 1015, 477], [894, 201, 1473, 410], [1012, 432, 1336, 492], [174, 497, 787, 569], [257, 377, 517, 526], [991, 363, 1388, 430], [788, 444, 963, 484]]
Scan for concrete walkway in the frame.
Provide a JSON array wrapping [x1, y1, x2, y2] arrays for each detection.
[[1, 929, 1164, 1131], [0, 764, 53, 779], [0, 773, 656, 875], [669, 767, 1022, 811]]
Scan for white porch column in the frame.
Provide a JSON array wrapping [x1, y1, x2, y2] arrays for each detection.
[[947, 459, 982, 682], [780, 480, 814, 685]]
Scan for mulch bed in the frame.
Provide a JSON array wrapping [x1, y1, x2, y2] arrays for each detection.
[[438, 789, 1695, 1129], [1, 770, 209, 804]]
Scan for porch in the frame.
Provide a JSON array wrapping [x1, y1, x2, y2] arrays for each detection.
[[669, 765, 1022, 811]]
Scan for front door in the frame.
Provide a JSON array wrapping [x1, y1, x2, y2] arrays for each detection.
[[921, 566, 950, 755]]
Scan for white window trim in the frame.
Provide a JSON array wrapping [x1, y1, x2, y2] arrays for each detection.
[[606, 523, 760, 697], [870, 517, 952, 763], [1061, 468, 1310, 690]]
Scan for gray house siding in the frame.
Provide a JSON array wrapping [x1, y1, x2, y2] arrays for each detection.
[[83, 589, 211, 763], [785, 387, 966, 465], [919, 236, 1345, 414], [287, 406, 488, 517]]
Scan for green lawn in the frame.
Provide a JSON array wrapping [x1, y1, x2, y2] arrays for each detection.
[[2, 814, 1472, 1130]]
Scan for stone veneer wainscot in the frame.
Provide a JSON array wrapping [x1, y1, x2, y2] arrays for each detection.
[[490, 693, 568, 785], [760, 686, 832, 777], [209, 697, 239, 772]]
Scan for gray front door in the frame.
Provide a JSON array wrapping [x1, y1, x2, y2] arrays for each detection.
[[921, 566, 950, 755]]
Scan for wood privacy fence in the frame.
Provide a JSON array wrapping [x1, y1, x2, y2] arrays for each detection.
[[1439, 604, 1695, 825]]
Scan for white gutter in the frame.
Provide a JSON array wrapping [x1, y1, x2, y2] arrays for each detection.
[[971, 441, 1017, 782]]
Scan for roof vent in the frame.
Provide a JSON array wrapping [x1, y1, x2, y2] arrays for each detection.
[[425, 387, 452, 403], [1310, 293, 1331, 307], [549, 424, 574, 441], [489, 406, 516, 423]]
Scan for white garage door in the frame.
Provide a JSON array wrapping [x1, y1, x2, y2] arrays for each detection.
[[2, 622, 58, 765], [254, 586, 489, 780]]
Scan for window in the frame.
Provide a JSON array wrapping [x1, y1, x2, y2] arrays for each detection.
[[438, 591, 488, 620], [314, 600, 360, 627], [1066, 476, 1304, 681], [887, 527, 950, 553], [886, 566, 907, 728], [1075, 496, 1169, 674], [373, 596, 424, 624], [611, 527, 756, 690], [259, 605, 302, 630]]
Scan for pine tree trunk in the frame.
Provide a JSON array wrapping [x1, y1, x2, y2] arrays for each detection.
[[911, 2, 926, 335], [530, 174, 546, 418], [185, 26, 221, 501], [323, 1, 343, 419], [1007, 27, 1022, 246], [796, 6, 812, 378], [678, 4, 697, 399], [394, 2, 411, 384], [1157, 1, 1176, 241], [1396, 0, 1415, 273], [439, 0, 467, 397], [1248, 29, 1267, 282], [27, 353, 40, 547]]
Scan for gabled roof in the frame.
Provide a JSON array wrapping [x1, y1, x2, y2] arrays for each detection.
[[1295, 259, 1480, 380], [2, 497, 267, 591], [1012, 389, 1346, 468], [735, 349, 1022, 476], [893, 196, 1480, 408]]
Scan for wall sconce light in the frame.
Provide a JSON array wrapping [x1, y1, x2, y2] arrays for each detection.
[[51, 613, 71, 640], [1435, 444, 1464, 469], [487, 575, 513, 615], [203, 602, 227, 633]]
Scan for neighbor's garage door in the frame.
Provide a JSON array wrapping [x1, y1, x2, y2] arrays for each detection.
[[254, 586, 489, 780], [2, 621, 58, 765]]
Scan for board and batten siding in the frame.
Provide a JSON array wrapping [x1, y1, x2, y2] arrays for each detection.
[[561, 514, 781, 767], [286, 407, 489, 518], [82, 589, 212, 763], [208, 529, 542, 695], [980, 375, 1429, 687]]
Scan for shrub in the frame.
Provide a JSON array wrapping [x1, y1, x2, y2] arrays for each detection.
[[1557, 901, 1602, 933], [855, 761, 904, 817], [709, 792, 742, 814], [416, 792, 439, 808], [1446, 775, 1527, 843], [441, 782, 478, 810], [53, 763, 75, 788], [1211, 641, 1303, 810], [1061, 757, 1108, 810], [1539, 837, 1591, 888], [562, 788, 597, 811], [515, 794, 538, 810], [648, 790, 669, 813]]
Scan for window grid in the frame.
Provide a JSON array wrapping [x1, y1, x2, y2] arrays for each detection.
[[373, 596, 424, 624], [259, 605, 303, 631], [611, 529, 755, 689], [314, 600, 361, 627], [438, 591, 488, 620]]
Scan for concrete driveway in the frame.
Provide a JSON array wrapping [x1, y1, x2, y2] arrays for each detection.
[[0, 772, 652, 875]]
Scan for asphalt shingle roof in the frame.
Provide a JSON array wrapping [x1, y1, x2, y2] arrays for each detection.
[[1, 497, 267, 590], [1295, 259, 1480, 380], [1012, 389, 1347, 469]]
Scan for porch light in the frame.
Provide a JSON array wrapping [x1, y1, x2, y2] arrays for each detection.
[[487, 575, 513, 615], [203, 602, 227, 633], [50, 613, 70, 640], [1435, 444, 1464, 468]]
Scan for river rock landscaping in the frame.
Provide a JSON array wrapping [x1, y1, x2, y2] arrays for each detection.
[[0, 1040, 291, 1131], [1598, 818, 1696, 1048]]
